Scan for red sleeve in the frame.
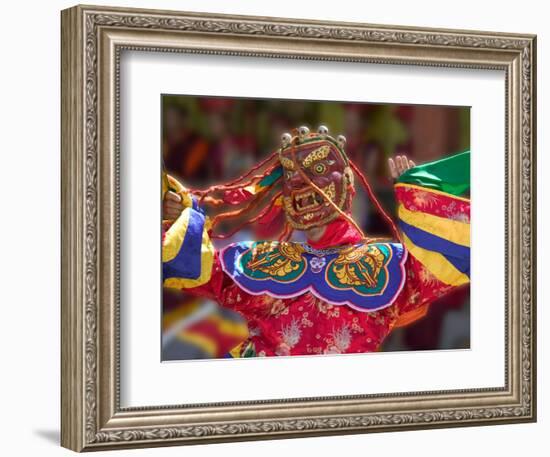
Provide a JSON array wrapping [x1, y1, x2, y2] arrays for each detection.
[[185, 252, 234, 302], [393, 254, 458, 328]]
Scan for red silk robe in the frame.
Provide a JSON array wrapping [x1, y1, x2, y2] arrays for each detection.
[[181, 220, 456, 357]]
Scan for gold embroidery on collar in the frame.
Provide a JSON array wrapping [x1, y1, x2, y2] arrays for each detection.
[[331, 245, 385, 288], [246, 242, 305, 277]]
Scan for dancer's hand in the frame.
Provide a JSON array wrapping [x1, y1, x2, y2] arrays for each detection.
[[388, 155, 416, 179], [163, 191, 185, 221]]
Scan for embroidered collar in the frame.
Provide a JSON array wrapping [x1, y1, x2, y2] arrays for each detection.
[[220, 240, 407, 312]]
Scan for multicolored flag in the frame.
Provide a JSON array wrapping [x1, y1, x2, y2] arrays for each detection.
[[395, 151, 470, 287]]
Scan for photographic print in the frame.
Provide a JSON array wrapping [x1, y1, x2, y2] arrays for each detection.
[[161, 95, 471, 361]]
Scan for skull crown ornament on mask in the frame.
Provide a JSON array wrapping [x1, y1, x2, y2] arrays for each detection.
[[279, 125, 355, 230]]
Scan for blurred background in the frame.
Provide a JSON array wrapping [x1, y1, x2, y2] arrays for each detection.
[[162, 94, 470, 361]]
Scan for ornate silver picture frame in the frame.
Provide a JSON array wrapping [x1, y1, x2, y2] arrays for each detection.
[[61, 4, 536, 452]]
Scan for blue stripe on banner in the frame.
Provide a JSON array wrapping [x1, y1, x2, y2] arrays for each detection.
[[398, 219, 470, 277], [163, 209, 205, 280]]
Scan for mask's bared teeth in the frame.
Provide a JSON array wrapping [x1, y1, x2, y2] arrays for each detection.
[[292, 189, 325, 214]]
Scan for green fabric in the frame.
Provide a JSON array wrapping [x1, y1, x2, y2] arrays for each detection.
[[397, 150, 470, 196], [259, 166, 282, 188]]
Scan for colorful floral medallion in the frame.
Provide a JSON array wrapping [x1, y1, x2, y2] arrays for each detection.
[[220, 241, 407, 312]]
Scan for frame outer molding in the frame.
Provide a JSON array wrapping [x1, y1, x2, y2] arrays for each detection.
[[61, 6, 85, 452], [61, 4, 536, 452]]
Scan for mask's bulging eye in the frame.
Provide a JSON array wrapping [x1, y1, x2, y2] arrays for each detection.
[[312, 162, 327, 175]]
